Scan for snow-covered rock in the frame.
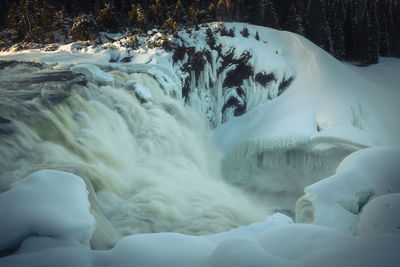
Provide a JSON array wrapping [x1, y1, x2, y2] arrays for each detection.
[[71, 64, 114, 84], [295, 147, 400, 233]]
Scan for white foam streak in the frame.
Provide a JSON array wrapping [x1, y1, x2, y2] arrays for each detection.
[[0, 68, 267, 246]]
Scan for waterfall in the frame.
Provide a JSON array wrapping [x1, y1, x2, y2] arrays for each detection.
[[0, 61, 267, 249]]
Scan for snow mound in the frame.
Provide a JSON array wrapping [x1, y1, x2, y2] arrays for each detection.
[[295, 147, 400, 233], [0, 170, 94, 252], [107, 233, 214, 267], [1, 151, 400, 266], [358, 193, 400, 235]]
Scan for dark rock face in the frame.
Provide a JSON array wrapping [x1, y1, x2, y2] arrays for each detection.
[[223, 61, 254, 88], [255, 72, 277, 87], [278, 76, 294, 96], [120, 56, 132, 62], [171, 31, 295, 125], [222, 96, 246, 117]]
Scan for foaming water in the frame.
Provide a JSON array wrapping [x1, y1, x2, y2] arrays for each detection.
[[0, 62, 267, 244]]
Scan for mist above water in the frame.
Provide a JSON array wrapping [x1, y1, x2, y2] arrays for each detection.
[[0, 63, 268, 248]]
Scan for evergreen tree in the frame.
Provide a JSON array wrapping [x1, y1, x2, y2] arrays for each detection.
[[53, 7, 69, 41], [354, 11, 370, 64], [69, 13, 98, 41], [344, 0, 356, 60], [0, 0, 399, 63], [207, 3, 217, 22], [0, 0, 10, 30], [352, 0, 380, 65], [155, 0, 166, 23], [329, 0, 346, 59], [284, 3, 305, 36], [391, 0, 400, 57], [377, 0, 390, 56], [367, 0, 380, 64], [263, 0, 279, 29], [217, 0, 227, 21], [236, 0, 248, 21], [240, 26, 249, 37], [119, 0, 132, 25], [98, 1, 120, 33], [248, 0, 264, 26], [128, 3, 137, 27], [307, 0, 333, 53], [7, 1, 22, 40], [163, 14, 179, 35], [136, 3, 147, 30], [174, 0, 186, 23]]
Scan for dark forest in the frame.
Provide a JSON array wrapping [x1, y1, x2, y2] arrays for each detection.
[[0, 0, 399, 65]]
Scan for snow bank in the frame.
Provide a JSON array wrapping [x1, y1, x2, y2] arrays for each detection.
[[358, 193, 400, 235], [2, 148, 400, 267], [105, 233, 215, 267], [0, 170, 94, 252], [0, 170, 94, 267], [295, 147, 400, 233]]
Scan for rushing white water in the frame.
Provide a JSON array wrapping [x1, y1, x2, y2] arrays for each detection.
[[0, 62, 267, 248]]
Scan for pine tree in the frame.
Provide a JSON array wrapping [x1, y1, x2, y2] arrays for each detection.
[[7, 1, 24, 40], [98, 1, 120, 33], [344, 0, 356, 60], [307, 0, 333, 53], [367, 0, 380, 64], [217, 0, 226, 21], [19, 0, 34, 41], [263, 0, 279, 29], [33, 0, 57, 43], [391, 0, 400, 57], [377, 0, 390, 56], [53, 7, 68, 41], [207, 3, 217, 22], [69, 13, 98, 41], [248, 0, 264, 25], [128, 4, 137, 27], [174, 0, 186, 23], [136, 3, 147, 30], [329, 0, 346, 59], [163, 14, 179, 35], [284, 3, 305, 36], [189, 3, 198, 24], [354, 12, 370, 64], [155, 0, 166, 22], [240, 26, 249, 37], [351, 0, 379, 65]]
